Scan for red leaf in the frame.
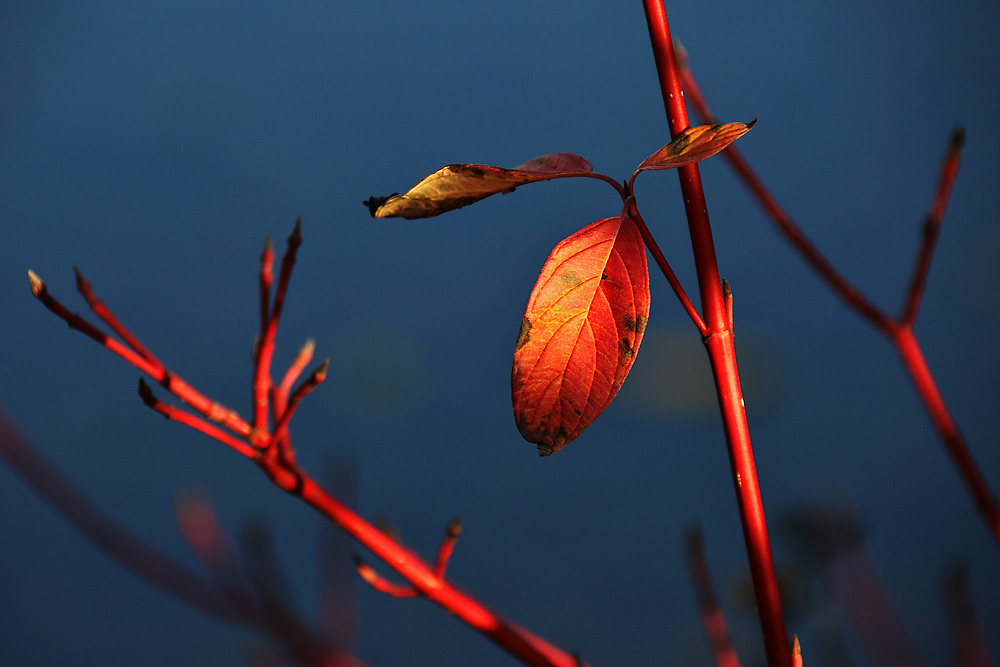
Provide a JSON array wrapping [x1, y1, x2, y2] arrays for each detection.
[[512, 152, 593, 174], [637, 120, 756, 172], [512, 215, 650, 456], [369, 153, 593, 219]]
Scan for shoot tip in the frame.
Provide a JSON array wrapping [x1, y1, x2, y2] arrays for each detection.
[[951, 125, 966, 151], [27, 269, 44, 296]]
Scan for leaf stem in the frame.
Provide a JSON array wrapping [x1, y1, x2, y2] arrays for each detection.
[[642, 2, 791, 665], [627, 199, 706, 334]]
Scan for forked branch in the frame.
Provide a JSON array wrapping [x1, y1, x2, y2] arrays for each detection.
[[679, 59, 1000, 547], [27, 222, 589, 667]]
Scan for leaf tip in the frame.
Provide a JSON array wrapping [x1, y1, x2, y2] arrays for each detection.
[[362, 194, 398, 218], [746, 117, 758, 130]]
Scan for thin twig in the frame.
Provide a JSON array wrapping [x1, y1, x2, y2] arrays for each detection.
[[138, 380, 258, 459], [678, 66, 895, 332], [433, 518, 462, 580], [900, 127, 965, 325], [353, 556, 419, 598], [29, 270, 257, 442], [75, 267, 160, 365], [627, 199, 707, 334]]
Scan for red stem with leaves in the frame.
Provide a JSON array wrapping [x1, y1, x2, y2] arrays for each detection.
[[642, 2, 792, 666]]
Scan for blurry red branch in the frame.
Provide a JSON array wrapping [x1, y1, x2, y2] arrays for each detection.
[[0, 411, 364, 666], [679, 60, 1000, 547]]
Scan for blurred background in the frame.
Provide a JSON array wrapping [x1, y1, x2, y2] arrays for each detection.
[[1, 1, 998, 665]]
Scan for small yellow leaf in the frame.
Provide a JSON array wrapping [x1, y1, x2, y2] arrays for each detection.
[[368, 153, 593, 220]]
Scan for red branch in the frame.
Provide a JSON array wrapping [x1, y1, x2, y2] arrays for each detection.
[[680, 63, 1000, 547], [27, 224, 589, 667], [642, 3, 791, 666]]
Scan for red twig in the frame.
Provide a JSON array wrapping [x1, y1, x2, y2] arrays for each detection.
[[684, 528, 742, 667], [678, 67, 894, 332], [278, 339, 316, 398], [894, 329, 1000, 542], [29, 223, 588, 667], [900, 127, 965, 326], [434, 518, 462, 579], [627, 199, 707, 333], [260, 236, 275, 335], [680, 63, 1000, 547], [75, 267, 159, 365], [354, 557, 418, 598], [267, 340, 315, 465], [642, 4, 791, 666], [139, 379, 259, 459], [269, 359, 328, 456], [29, 270, 259, 445], [254, 220, 302, 433]]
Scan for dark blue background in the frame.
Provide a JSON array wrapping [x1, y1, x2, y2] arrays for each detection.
[[2, 2, 998, 665]]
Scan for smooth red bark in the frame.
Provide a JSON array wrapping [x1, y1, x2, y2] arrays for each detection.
[[642, 2, 791, 666]]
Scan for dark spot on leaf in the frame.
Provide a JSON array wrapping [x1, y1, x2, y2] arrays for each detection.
[[601, 271, 608, 280], [620, 337, 635, 359], [515, 316, 532, 350], [636, 314, 648, 335], [623, 315, 636, 332], [560, 271, 582, 287]]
